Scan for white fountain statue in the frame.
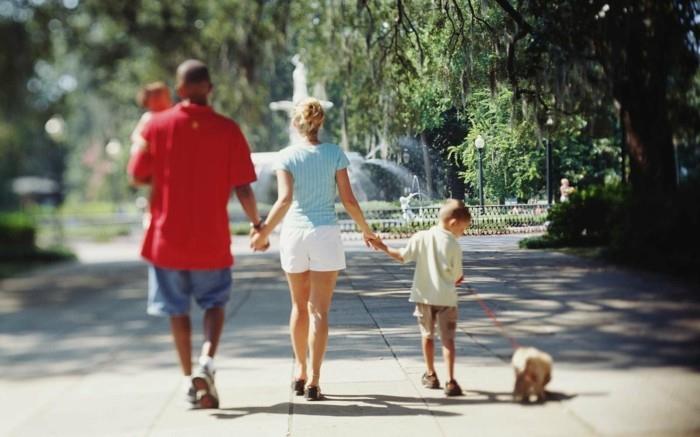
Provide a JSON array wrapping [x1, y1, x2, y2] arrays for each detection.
[[399, 175, 424, 221], [269, 54, 333, 145], [250, 55, 334, 204], [399, 192, 418, 220], [249, 54, 425, 206]]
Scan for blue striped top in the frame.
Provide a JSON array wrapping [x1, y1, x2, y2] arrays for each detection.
[[274, 143, 350, 229]]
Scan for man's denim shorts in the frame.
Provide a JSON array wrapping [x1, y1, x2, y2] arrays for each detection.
[[147, 266, 232, 316]]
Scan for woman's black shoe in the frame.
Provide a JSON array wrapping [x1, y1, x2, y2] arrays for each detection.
[[305, 385, 324, 401], [292, 379, 305, 396]]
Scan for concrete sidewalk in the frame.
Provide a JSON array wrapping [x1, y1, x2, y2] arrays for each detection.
[[1, 235, 699, 436]]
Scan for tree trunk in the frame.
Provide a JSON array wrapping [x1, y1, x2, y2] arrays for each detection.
[[340, 97, 349, 151], [446, 161, 465, 201], [615, 93, 676, 194], [607, 3, 679, 195]]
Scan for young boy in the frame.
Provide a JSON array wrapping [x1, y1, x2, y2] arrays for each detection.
[[372, 199, 471, 396], [130, 81, 172, 153]]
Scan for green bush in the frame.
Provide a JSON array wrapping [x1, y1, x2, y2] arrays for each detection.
[[230, 222, 251, 236], [519, 234, 569, 249], [0, 212, 36, 248], [607, 182, 700, 275], [546, 184, 627, 246], [0, 212, 75, 278], [522, 181, 700, 279]]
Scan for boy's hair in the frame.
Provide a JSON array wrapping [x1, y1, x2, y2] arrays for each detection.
[[137, 81, 169, 108], [176, 59, 211, 86], [439, 199, 471, 223]]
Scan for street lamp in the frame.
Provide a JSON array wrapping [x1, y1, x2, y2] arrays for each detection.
[[474, 134, 485, 214], [105, 139, 123, 158], [44, 115, 65, 141], [545, 116, 554, 205]]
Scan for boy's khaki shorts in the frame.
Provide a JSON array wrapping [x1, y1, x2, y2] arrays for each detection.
[[413, 303, 458, 341]]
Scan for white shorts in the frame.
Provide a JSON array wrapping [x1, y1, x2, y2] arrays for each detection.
[[280, 225, 346, 273]]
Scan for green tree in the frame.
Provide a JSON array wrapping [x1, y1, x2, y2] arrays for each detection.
[[489, 0, 699, 193]]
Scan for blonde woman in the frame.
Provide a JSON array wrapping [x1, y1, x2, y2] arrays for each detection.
[[251, 98, 378, 400]]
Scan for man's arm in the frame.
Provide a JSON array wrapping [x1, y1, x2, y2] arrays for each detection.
[[234, 184, 262, 225]]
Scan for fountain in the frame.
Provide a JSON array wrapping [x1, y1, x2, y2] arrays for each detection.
[[399, 175, 424, 220], [251, 54, 430, 205], [269, 54, 333, 145]]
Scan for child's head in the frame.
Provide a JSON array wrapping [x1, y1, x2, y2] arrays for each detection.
[[439, 199, 471, 237], [137, 81, 171, 112], [292, 97, 325, 140], [176, 59, 213, 104], [560, 178, 570, 187]]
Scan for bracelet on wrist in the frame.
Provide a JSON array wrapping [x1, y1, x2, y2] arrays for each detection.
[[251, 219, 265, 231]]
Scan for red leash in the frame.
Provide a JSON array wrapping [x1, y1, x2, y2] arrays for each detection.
[[464, 285, 521, 350]]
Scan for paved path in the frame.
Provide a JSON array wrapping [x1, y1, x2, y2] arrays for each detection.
[[1, 235, 699, 436]]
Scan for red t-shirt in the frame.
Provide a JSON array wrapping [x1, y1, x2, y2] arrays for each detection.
[[127, 102, 256, 269]]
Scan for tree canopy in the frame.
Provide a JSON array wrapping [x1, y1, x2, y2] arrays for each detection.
[[0, 0, 698, 209]]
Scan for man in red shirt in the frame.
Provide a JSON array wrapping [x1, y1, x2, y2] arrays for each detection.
[[128, 59, 263, 409]]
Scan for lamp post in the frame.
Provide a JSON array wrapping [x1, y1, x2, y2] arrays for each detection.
[[474, 134, 485, 214], [44, 115, 65, 141], [545, 116, 554, 205]]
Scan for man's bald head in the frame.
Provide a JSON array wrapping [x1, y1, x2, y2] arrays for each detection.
[[175, 59, 212, 104], [176, 59, 211, 86]]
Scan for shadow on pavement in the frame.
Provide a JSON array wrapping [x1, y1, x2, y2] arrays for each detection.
[[212, 401, 458, 420], [345, 250, 700, 371], [324, 390, 592, 406], [210, 389, 592, 420]]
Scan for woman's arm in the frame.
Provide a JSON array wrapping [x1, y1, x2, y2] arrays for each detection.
[[336, 168, 378, 246], [251, 170, 294, 250]]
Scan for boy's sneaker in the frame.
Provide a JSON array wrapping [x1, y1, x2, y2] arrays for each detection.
[[421, 372, 440, 389], [192, 365, 219, 409], [444, 379, 463, 397], [185, 383, 197, 406]]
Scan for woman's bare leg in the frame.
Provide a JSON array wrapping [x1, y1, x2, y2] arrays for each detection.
[[307, 270, 338, 387], [287, 271, 311, 381]]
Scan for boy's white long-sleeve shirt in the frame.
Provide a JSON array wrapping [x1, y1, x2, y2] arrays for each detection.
[[400, 226, 463, 307]]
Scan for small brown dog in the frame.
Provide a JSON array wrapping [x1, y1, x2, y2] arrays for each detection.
[[512, 346, 552, 403]]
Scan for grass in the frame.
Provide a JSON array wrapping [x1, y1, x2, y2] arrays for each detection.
[[0, 246, 76, 279], [520, 234, 699, 283], [230, 222, 251, 236], [519, 235, 607, 257], [66, 225, 132, 242], [553, 246, 607, 259]]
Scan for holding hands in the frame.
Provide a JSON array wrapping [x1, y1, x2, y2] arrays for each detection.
[[366, 232, 386, 252], [362, 229, 382, 250], [249, 222, 270, 252]]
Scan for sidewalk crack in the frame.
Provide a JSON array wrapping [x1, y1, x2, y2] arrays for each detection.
[[355, 291, 448, 437]]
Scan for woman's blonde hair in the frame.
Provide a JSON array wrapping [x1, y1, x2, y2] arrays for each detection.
[[292, 97, 324, 140]]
